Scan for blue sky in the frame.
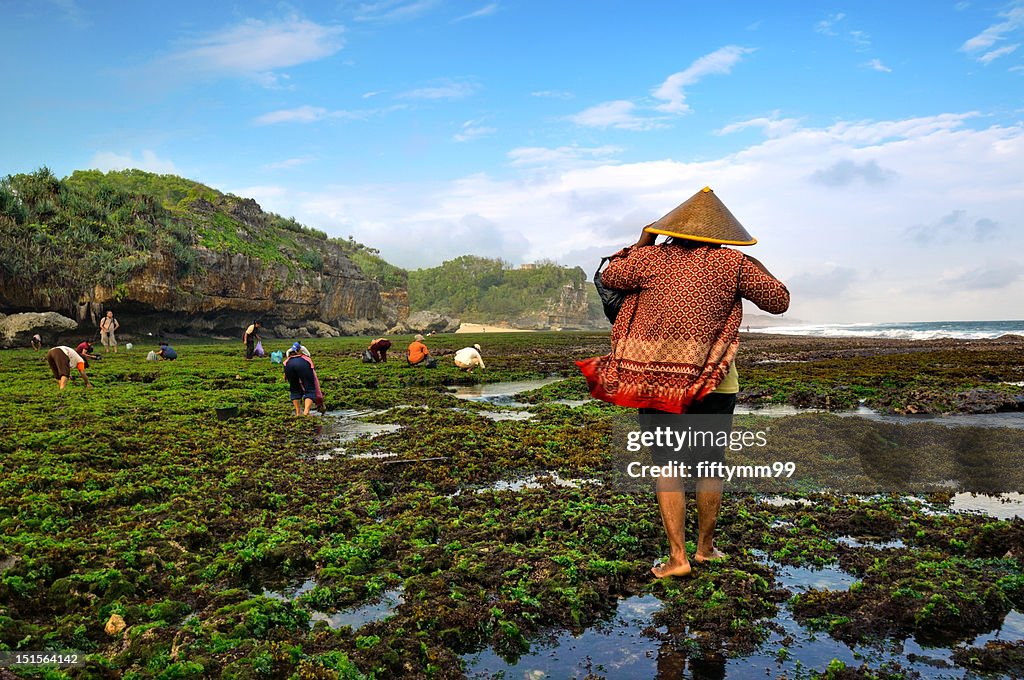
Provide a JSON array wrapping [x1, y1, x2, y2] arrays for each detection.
[[2, 0, 1023, 322]]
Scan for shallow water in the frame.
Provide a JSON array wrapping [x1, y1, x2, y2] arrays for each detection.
[[449, 378, 565, 405], [835, 535, 907, 549], [738, 403, 1024, 429], [318, 409, 404, 459], [950, 492, 1024, 519], [310, 587, 405, 630], [479, 471, 602, 493], [463, 594, 666, 678]]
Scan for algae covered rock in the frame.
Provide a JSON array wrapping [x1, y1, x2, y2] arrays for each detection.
[[0, 311, 77, 348]]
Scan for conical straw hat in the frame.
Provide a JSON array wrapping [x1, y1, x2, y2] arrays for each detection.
[[644, 186, 756, 246]]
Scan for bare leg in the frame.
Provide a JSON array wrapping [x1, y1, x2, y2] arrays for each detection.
[[652, 475, 692, 578], [694, 477, 726, 562], [58, 376, 69, 390], [292, 399, 301, 416], [302, 398, 313, 416]]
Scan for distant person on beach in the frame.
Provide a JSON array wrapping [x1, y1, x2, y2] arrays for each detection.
[[577, 187, 790, 579], [76, 341, 101, 361], [284, 342, 324, 416], [407, 334, 436, 367], [46, 346, 93, 391], [367, 337, 392, 363], [243, 321, 262, 360], [31, 334, 42, 351], [99, 311, 120, 353], [156, 342, 177, 360], [453, 344, 485, 372]]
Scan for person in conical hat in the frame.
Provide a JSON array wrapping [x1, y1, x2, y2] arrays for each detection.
[[576, 186, 790, 579]]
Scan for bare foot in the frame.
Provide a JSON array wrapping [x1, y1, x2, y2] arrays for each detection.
[[651, 557, 692, 578], [694, 548, 727, 563]]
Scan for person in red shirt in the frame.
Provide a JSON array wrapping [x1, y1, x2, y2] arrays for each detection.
[[368, 337, 392, 362], [76, 341, 101, 361]]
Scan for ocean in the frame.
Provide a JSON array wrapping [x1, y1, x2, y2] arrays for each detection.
[[747, 319, 1024, 341]]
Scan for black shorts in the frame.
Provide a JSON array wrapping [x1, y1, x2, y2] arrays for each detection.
[[639, 393, 737, 472]]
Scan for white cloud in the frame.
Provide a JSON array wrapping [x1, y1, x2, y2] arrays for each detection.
[[89, 150, 179, 174], [454, 3, 499, 22], [507, 145, 622, 168], [716, 115, 801, 138], [940, 260, 1022, 290], [864, 58, 891, 72], [255, 106, 329, 125], [262, 156, 315, 171], [530, 90, 573, 99], [815, 12, 846, 36], [244, 113, 1024, 322], [453, 120, 496, 142], [398, 79, 478, 100], [160, 16, 344, 85], [568, 100, 665, 130], [652, 46, 755, 114], [979, 43, 1020, 63], [253, 104, 406, 125], [353, 0, 439, 22], [961, 4, 1024, 55], [569, 46, 753, 129]]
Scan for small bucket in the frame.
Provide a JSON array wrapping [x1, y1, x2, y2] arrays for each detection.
[[215, 405, 239, 421]]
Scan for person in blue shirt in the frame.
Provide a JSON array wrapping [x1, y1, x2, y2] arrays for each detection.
[[156, 342, 178, 360]]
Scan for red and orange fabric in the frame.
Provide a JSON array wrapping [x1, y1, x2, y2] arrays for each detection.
[[407, 340, 430, 365], [577, 243, 790, 413]]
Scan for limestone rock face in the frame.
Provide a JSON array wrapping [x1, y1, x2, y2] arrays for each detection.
[[0, 312, 78, 348], [0, 232, 397, 337], [394, 310, 461, 334]]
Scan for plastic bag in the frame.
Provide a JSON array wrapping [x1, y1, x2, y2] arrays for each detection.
[[254, 340, 266, 358], [594, 256, 636, 324], [270, 350, 283, 364]]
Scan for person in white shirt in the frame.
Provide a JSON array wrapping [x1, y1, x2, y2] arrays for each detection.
[[46, 346, 93, 390], [453, 344, 486, 373]]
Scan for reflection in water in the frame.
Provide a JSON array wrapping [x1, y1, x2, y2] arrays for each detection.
[[309, 588, 405, 630], [951, 492, 1024, 519], [463, 594, 665, 678], [318, 409, 404, 459], [479, 471, 602, 493], [736, 402, 1024, 430], [449, 378, 566, 405]]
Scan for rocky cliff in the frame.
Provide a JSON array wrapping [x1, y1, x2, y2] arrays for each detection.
[[0, 169, 399, 337]]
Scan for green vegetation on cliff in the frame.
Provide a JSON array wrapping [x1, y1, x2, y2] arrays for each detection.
[[0, 168, 402, 309], [408, 255, 593, 323], [0, 167, 590, 325]]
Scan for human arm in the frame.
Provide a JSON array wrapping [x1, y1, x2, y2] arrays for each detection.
[[79, 366, 92, 388], [599, 226, 660, 290], [738, 255, 790, 314]]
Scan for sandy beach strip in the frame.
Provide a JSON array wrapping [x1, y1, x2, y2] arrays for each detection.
[[456, 323, 536, 333]]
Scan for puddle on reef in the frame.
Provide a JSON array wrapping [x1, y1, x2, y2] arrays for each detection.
[[750, 549, 858, 593], [262, 577, 316, 602], [449, 378, 565, 406], [309, 588, 404, 631], [835, 535, 907, 549], [951, 492, 1024, 520], [316, 409, 403, 460], [479, 471, 602, 493], [455, 407, 535, 422], [464, 550, 1024, 679], [463, 594, 667, 679], [737, 403, 1024, 430]]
